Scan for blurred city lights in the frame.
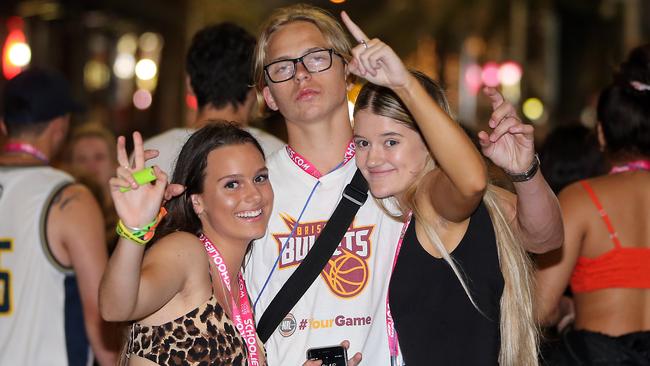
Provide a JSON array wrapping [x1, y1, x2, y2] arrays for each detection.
[[139, 32, 162, 53], [117, 33, 138, 54], [113, 53, 135, 79], [3, 17, 31, 79], [330, 0, 346, 3], [136, 75, 157, 91], [498, 61, 522, 86], [135, 58, 157, 80], [185, 94, 197, 110], [464, 63, 483, 94], [501, 84, 521, 104], [84, 60, 110, 90], [133, 89, 152, 110], [523, 98, 544, 121], [7, 42, 31, 67], [481, 62, 500, 87]]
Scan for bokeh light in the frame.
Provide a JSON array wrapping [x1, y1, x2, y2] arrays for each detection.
[[113, 53, 135, 79], [135, 58, 157, 80], [464, 63, 483, 94], [186, 94, 197, 110], [498, 61, 522, 86], [117, 33, 138, 54], [8, 42, 31, 67], [481, 62, 500, 87], [133, 89, 152, 110], [523, 98, 544, 121], [84, 60, 110, 90], [139, 32, 162, 53]]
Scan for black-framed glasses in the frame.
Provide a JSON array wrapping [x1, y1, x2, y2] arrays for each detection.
[[264, 48, 342, 83]]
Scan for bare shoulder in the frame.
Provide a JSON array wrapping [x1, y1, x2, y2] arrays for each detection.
[[51, 183, 101, 213], [557, 180, 589, 208], [143, 231, 207, 269]]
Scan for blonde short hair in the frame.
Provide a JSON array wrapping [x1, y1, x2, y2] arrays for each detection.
[[253, 4, 352, 90]]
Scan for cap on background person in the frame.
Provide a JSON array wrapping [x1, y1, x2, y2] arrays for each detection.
[[2, 68, 83, 126]]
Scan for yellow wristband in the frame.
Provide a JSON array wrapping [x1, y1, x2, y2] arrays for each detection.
[[115, 207, 167, 246]]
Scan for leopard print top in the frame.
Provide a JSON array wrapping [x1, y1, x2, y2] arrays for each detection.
[[127, 294, 262, 366]]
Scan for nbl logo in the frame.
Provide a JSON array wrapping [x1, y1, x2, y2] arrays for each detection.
[[279, 313, 297, 337], [273, 214, 374, 298]]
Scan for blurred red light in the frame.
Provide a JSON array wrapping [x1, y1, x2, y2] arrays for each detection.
[[481, 62, 500, 87]]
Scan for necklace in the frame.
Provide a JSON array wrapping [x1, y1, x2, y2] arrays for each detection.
[[3, 142, 50, 164]]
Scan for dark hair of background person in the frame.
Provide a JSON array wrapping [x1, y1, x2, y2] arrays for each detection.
[[154, 121, 264, 243], [597, 43, 650, 159], [539, 123, 606, 194], [185, 23, 256, 110]]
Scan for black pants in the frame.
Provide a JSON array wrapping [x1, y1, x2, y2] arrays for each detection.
[[541, 328, 650, 365]]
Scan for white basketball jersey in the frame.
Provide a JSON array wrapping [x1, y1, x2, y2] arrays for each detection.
[[0, 166, 83, 365], [244, 149, 404, 366], [144, 127, 284, 176]]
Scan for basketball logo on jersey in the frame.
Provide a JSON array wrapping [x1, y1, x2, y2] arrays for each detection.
[[273, 214, 374, 298]]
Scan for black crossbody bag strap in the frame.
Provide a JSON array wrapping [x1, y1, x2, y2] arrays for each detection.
[[256, 169, 368, 343]]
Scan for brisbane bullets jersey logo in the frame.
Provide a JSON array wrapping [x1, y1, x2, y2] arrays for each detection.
[[273, 214, 374, 298]]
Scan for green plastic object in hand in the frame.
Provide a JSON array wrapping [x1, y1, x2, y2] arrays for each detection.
[[119, 167, 156, 192]]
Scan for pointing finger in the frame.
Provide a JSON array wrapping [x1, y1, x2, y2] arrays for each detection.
[[483, 86, 505, 110], [341, 11, 369, 43]]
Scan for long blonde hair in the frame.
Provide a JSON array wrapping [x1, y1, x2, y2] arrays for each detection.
[[354, 71, 538, 365]]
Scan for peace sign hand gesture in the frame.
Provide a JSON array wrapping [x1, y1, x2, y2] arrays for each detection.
[[478, 87, 536, 174], [341, 11, 410, 90], [109, 131, 168, 229]]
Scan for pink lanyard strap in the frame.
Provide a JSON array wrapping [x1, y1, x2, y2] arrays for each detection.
[[199, 234, 261, 365], [609, 159, 650, 174], [3, 142, 49, 164], [285, 139, 356, 179], [386, 212, 413, 366]]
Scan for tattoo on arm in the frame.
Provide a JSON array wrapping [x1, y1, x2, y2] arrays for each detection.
[[52, 190, 63, 206], [59, 193, 80, 210]]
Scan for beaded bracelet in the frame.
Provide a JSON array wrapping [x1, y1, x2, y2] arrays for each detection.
[[116, 207, 168, 246]]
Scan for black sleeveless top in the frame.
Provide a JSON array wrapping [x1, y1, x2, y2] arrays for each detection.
[[389, 202, 504, 365]]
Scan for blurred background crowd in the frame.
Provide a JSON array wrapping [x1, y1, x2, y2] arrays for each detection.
[[0, 0, 648, 144]]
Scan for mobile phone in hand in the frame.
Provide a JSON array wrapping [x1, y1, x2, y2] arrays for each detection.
[[306, 345, 348, 366]]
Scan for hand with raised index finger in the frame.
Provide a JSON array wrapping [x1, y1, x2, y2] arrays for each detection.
[[109, 131, 168, 229], [340, 11, 409, 89], [477, 87, 535, 174]]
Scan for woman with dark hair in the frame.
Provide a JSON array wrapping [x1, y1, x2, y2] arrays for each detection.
[[99, 122, 272, 365], [536, 44, 650, 365], [539, 123, 605, 194]]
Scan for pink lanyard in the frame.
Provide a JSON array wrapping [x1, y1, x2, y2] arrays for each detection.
[[386, 212, 413, 366], [285, 140, 356, 178], [199, 234, 261, 365], [3, 142, 49, 164], [609, 159, 650, 174]]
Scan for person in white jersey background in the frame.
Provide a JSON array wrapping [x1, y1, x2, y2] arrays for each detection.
[[244, 4, 563, 366], [144, 22, 284, 175], [0, 68, 118, 365]]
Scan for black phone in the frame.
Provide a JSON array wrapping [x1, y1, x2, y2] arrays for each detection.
[[306, 345, 348, 366]]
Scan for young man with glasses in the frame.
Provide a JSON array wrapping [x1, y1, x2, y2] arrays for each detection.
[[245, 6, 402, 366], [242, 4, 563, 366]]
